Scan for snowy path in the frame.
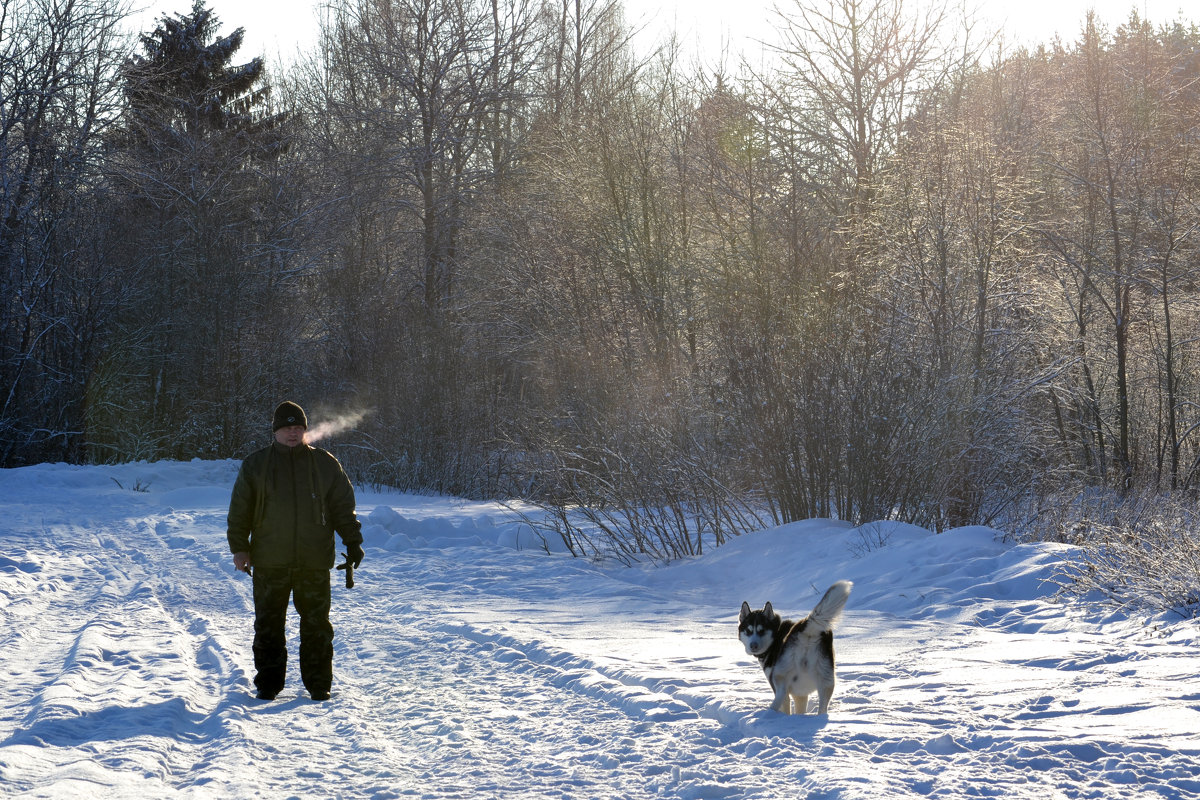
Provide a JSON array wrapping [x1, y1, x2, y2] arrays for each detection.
[[1, 461, 1199, 799]]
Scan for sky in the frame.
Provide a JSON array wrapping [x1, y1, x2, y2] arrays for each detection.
[[129, 0, 1194, 67], [3, 458, 1199, 796]]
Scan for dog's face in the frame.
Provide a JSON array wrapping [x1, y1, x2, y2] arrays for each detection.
[[738, 601, 779, 657]]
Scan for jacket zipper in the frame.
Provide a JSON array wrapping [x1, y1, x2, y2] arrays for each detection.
[[290, 446, 299, 566]]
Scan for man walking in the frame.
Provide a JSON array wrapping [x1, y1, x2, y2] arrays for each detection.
[[227, 401, 364, 701]]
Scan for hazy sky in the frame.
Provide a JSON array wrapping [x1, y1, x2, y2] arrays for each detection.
[[129, 0, 1192, 66]]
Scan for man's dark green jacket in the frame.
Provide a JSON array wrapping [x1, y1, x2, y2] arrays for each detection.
[[227, 441, 363, 569]]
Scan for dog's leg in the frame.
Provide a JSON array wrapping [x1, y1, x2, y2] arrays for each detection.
[[791, 692, 809, 715], [816, 683, 834, 715], [770, 682, 791, 714]]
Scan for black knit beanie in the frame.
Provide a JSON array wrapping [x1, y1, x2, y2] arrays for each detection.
[[272, 401, 308, 431]]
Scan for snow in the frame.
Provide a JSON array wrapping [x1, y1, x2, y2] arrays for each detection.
[[1, 459, 1198, 799]]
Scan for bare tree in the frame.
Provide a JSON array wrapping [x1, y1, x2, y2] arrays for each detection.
[[320, 0, 536, 314], [1039, 12, 1200, 490], [0, 0, 129, 464], [862, 44, 1053, 528], [292, 0, 538, 493], [768, 0, 950, 222], [702, 0, 960, 524]]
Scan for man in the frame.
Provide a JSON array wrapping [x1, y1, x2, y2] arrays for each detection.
[[227, 401, 364, 701]]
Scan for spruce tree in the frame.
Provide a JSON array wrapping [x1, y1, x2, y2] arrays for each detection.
[[123, 0, 272, 143], [97, 0, 293, 460]]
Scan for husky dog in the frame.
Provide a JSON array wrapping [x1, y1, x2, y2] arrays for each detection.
[[738, 581, 852, 715]]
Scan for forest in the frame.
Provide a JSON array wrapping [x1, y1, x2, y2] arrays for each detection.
[[3, 0, 1200, 554]]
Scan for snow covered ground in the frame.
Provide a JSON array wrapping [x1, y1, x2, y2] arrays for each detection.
[[1, 459, 1198, 799]]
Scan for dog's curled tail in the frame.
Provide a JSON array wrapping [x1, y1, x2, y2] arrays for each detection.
[[807, 580, 853, 633]]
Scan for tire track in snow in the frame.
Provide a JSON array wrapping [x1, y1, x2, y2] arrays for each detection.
[[430, 619, 703, 722], [1, 511, 243, 795], [327, 552, 847, 800], [329, 609, 699, 798], [140, 511, 440, 796]]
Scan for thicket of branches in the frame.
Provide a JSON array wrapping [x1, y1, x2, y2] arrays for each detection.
[[4, 0, 1200, 559]]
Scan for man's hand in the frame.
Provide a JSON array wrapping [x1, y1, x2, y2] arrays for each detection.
[[346, 542, 364, 569], [233, 552, 252, 575]]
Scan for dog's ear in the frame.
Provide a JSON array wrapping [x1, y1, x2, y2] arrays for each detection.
[[740, 601, 751, 622], [763, 601, 774, 617]]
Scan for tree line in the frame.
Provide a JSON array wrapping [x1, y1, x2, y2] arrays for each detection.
[[4, 0, 1200, 538]]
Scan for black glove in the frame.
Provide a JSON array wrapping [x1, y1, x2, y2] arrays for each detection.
[[346, 542, 364, 569]]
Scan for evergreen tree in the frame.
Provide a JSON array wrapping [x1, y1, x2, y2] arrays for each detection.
[[123, 0, 272, 142], [96, 0, 296, 460]]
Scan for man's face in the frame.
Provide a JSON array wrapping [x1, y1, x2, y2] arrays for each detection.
[[275, 424, 306, 447]]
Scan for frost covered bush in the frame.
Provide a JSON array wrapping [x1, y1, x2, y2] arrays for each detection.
[[512, 438, 769, 565], [1040, 491, 1200, 618]]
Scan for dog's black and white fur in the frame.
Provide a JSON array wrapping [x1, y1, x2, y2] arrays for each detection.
[[738, 581, 852, 715]]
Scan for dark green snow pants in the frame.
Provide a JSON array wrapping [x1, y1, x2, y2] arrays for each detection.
[[252, 567, 333, 697]]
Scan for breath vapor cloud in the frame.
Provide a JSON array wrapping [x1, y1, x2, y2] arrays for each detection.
[[305, 409, 370, 443]]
